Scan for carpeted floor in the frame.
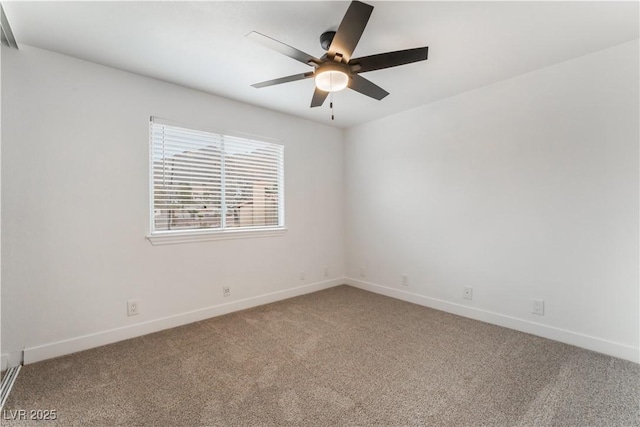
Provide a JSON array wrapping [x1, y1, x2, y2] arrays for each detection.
[[3, 285, 639, 426]]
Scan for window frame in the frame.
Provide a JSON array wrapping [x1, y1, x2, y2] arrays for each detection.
[[147, 117, 286, 245]]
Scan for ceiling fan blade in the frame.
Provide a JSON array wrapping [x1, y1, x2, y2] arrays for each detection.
[[310, 87, 329, 108], [252, 72, 314, 89], [348, 74, 389, 100], [247, 31, 320, 66], [328, 1, 373, 63], [350, 47, 429, 74]]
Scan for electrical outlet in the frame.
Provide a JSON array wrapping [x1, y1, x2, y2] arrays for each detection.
[[532, 299, 544, 315], [323, 267, 329, 278], [127, 300, 140, 316], [300, 271, 305, 281], [223, 285, 231, 298], [401, 274, 409, 286], [463, 287, 473, 300], [359, 267, 366, 278]]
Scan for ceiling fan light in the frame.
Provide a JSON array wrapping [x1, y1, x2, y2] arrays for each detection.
[[315, 70, 349, 92]]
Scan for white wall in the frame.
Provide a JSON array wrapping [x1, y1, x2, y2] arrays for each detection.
[[1, 45, 344, 364], [344, 40, 639, 362]]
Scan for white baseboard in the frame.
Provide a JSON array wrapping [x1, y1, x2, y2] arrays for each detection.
[[12, 278, 639, 365], [346, 277, 639, 364], [1, 352, 23, 371], [20, 278, 345, 365]]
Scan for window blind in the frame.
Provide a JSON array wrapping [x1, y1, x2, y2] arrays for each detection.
[[150, 120, 284, 234]]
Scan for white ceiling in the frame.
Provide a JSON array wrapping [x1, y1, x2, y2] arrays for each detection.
[[3, 1, 639, 128]]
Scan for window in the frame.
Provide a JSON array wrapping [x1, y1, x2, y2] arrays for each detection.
[[149, 119, 284, 242]]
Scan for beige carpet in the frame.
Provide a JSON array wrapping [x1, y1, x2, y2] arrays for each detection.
[[3, 285, 639, 426]]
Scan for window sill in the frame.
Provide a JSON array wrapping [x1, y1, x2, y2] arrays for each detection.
[[146, 227, 287, 246]]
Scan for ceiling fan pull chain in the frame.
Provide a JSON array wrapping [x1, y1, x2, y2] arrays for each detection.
[[330, 92, 335, 120]]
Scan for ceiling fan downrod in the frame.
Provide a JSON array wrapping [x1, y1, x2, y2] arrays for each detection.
[[320, 31, 336, 51]]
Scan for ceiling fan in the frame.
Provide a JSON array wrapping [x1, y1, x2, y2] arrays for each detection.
[[247, 0, 429, 108]]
